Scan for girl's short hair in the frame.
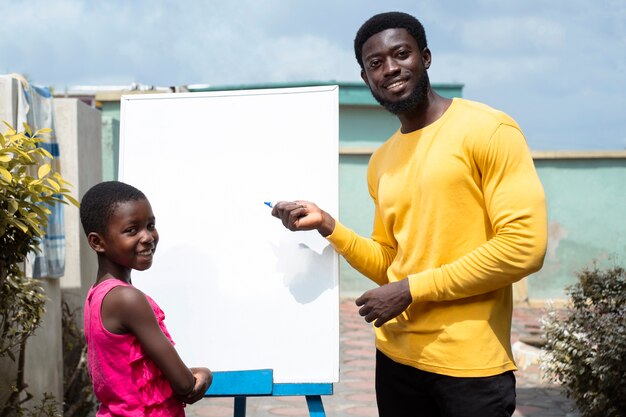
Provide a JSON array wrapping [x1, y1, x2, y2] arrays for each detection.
[[80, 181, 146, 235]]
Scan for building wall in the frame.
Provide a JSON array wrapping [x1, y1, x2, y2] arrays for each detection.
[[54, 98, 103, 307], [529, 155, 626, 300], [99, 101, 120, 181], [0, 76, 19, 129]]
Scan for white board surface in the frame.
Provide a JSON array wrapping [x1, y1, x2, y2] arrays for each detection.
[[119, 86, 339, 383]]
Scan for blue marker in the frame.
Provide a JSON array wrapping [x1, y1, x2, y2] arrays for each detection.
[[264, 201, 277, 208]]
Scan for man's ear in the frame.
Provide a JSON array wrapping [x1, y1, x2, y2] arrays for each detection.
[[422, 47, 432, 70], [360, 69, 370, 87], [87, 232, 106, 253]]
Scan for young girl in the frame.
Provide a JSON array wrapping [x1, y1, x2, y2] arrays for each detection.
[[80, 181, 212, 416]]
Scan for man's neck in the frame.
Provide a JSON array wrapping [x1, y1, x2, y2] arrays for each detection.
[[397, 91, 452, 133]]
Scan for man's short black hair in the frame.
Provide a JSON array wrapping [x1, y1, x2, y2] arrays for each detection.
[[80, 181, 146, 236], [354, 11, 428, 69]]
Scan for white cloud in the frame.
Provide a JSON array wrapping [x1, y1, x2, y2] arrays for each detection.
[[248, 35, 358, 83], [430, 52, 559, 86], [461, 16, 565, 51]]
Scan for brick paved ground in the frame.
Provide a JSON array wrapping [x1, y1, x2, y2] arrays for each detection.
[[186, 300, 577, 417]]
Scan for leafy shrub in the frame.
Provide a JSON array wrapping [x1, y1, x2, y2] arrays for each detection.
[[1, 122, 77, 417], [61, 300, 96, 417], [541, 265, 626, 417]]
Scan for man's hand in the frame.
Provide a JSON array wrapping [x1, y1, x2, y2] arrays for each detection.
[[355, 279, 412, 327], [271, 200, 335, 237]]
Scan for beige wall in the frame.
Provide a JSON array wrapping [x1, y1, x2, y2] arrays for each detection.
[[0, 76, 19, 131], [54, 98, 102, 309]]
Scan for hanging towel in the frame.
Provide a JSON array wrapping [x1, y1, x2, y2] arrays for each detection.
[[6, 74, 67, 279]]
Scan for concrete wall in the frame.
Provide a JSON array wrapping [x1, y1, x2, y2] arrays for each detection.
[[101, 117, 119, 181], [0, 76, 19, 130], [528, 153, 626, 301], [54, 98, 102, 307], [22, 279, 64, 403]]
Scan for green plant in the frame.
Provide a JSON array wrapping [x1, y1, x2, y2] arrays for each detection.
[[61, 300, 96, 417], [1, 122, 78, 417], [541, 265, 626, 417], [16, 394, 61, 417]]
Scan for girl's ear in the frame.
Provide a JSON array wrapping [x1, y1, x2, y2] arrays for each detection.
[[87, 232, 106, 253]]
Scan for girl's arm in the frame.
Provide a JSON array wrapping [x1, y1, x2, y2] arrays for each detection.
[[103, 285, 210, 401], [175, 367, 213, 404]]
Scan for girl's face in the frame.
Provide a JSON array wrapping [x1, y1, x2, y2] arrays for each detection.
[[102, 198, 159, 271]]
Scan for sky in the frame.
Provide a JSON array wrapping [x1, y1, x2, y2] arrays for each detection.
[[1, 0, 625, 150]]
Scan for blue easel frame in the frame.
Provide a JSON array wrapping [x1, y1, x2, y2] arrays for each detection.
[[205, 369, 333, 417]]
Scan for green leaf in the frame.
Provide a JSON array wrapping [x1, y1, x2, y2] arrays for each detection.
[[53, 172, 72, 186], [7, 200, 18, 214], [2, 120, 15, 132], [38, 147, 53, 159], [38, 163, 51, 179], [0, 154, 12, 162], [13, 147, 31, 160], [64, 194, 80, 207], [46, 177, 60, 192], [12, 219, 29, 233], [0, 166, 11, 182]]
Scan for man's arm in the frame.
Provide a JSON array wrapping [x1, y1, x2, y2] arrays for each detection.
[[271, 200, 396, 285], [407, 124, 547, 302]]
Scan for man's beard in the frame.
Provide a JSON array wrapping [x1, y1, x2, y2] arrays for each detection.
[[371, 69, 430, 115]]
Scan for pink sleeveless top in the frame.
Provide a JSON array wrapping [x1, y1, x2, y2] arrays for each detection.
[[84, 279, 185, 417]]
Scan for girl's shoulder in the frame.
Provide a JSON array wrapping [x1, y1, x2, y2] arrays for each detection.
[[104, 284, 150, 313]]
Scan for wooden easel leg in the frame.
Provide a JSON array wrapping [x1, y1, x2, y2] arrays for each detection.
[[305, 395, 326, 417], [234, 396, 247, 417]]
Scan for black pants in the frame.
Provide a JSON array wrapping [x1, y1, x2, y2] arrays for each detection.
[[375, 350, 516, 417]]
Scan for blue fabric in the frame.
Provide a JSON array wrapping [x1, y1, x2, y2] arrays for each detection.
[[31, 85, 52, 98], [24, 83, 65, 279], [39, 142, 60, 157]]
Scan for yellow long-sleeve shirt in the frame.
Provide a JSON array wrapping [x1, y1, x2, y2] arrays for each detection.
[[327, 98, 547, 377]]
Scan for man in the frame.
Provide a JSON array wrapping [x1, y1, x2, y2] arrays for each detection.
[[271, 11, 547, 417]]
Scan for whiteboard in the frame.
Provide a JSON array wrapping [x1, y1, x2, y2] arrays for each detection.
[[119, 86, 339, 383]]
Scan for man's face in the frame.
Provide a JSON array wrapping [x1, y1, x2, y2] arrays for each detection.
[[360, 28, 431, 115]]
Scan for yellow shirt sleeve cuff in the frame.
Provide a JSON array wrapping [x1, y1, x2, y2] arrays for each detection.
[[325, 220, 352, 254], [408, 270, 434, 302]]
